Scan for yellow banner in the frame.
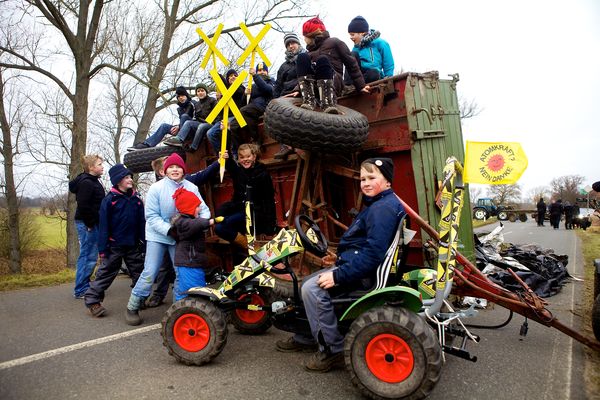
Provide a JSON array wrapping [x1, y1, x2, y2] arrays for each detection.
[[464, 141, 528, 184]]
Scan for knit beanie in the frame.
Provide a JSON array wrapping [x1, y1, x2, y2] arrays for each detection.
[[172, 187, 201, 216], [284, 32, 301, 47], [175, 86, 189, 97], [163, 153, 186, 174], [225, 69, 238, 80], [302, 17, 326, 37], [348, 16, 369, 33], [195, 83, 208, 93], [364, 157, 394, 183], [109, 164, 132, 187], [256, 62, 268, 73], [593, 181, 600, 192]]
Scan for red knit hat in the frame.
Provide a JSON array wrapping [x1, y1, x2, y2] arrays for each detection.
[[302, 16, 326, 37], [172, 187, 201, 216], [163, 153, 186, 174]]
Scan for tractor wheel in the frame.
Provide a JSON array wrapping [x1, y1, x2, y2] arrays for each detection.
[[473, 208, 488, 220], [344, 306, 442, 400], [161, 297, 228, 366], [592, 294, 600, 342], [497, 211, 508, 221], [264, 97, 370, 154], [123, 146, 186, 174], [230, 288, 273, 335], [518, 213, 528, 222], [508, 214, 517, 222]]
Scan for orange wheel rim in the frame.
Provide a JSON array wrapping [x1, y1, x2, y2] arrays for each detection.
[[173, 313, 209, 352], [365, 333, 414, 383], [235, 293, 266, 324]]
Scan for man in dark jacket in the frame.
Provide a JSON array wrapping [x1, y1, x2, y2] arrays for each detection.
[[228, 63, 274, 156], [84, 164, 145, 317], [127, 86, 195, 151], [69, 154, 105, 298], [563, 201, 574, 229], [164, 83, 217, 151], [536, 197, 546, 226], [549, 199, 563, 229]]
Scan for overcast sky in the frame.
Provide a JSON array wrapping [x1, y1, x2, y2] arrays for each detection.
[[300, 0, 600, 196]]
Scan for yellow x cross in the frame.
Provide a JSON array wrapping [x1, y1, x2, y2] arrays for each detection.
[[197, 24, 229, 69], [236, 23, 272, 67], [205, 69, 247, 128]]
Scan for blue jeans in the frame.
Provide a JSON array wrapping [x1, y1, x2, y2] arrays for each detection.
[[175, 120, 200, 142], [191, 122, 213, 151], [174, 267, 206, 301], [74, 221, 99, 297], [128, 241, 176, 310], [293, 268, 344, 354], [206, 117, 235, 154], [144, 114, 192, 147]]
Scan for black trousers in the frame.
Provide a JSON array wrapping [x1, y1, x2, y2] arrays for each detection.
[[84, 245, 144, 306], [296, 53, 334, 80], [229, 103, 265, 149]]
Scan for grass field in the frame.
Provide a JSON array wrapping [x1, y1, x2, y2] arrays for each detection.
[[575, 227, 600, 397], [34, 213, 67, 250]]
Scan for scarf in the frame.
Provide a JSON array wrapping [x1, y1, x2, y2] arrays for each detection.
[[358, 29, 381, 49], [285, 46, 306, 63]]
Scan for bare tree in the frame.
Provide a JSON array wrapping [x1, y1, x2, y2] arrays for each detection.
[[549, 175, 584, 203], [487, 184, 522, 205], [468, 185, 484, 203], [527, 185, 549, 205], [0, 69, 23, 273], [459, 96, 482, 120]]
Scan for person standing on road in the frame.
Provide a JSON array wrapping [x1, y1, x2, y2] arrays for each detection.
[[536, 197, 546, 227], [84, 164, 145, 317], [69, 154, 106, 299], [549, 199, 563, 230], [125, 153, 210, 326], [563, 201, 574, 230], [275, 158, 405, 373]]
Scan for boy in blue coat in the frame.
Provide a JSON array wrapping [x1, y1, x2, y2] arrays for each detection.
[[347, 16, 394, 83], [84, 164, 145, 317]]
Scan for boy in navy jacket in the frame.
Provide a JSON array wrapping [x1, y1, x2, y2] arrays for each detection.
[[84, 164, 145, 317]]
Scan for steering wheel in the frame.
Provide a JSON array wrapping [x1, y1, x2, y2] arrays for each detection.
[[294, 215, 328, 257]]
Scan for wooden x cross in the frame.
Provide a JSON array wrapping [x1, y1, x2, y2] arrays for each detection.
[[197, 24, 229, 69]]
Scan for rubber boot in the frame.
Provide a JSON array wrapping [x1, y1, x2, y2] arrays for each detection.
[[317, 79, 339, 114], [232, 233, 248, 249], [298, 75, 317, 111]]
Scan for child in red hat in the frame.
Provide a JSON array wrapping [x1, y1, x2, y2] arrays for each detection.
[[170, 187, 216, 300]]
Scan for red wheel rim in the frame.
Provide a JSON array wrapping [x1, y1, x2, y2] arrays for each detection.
[[173, 313, 210, 352], [365, 333, 414, 383], [235, 293, 266, 324]]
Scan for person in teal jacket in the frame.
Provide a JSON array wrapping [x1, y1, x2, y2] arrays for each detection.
[[347, 16, 394, 83]]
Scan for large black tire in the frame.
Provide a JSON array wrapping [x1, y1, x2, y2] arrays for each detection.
[[344, 306, 442, 400], [161, 297, 228, 366], [264, 97, 370, 154], [123, 146, 186, 173], [592, 294, 600, 342], [230, 287, 273, 335]]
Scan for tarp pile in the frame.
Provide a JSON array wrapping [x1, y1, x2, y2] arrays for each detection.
[[474, 224, 571, 298]]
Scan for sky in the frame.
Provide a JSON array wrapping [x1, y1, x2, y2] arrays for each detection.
[[299, 0, 600, 197]]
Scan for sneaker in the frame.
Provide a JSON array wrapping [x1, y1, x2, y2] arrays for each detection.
[[182, 143, 196, 153], [88, 303, 106, 317], [304, 351, 344, 373], [127, 142, 150, 151], [275, 336, 318, 353], [273, 145, 294, 160], [164, 137, 183, 147], [125, 309, 143, 326], [145, 295, 164, 308], [73, 293, 85, 299]]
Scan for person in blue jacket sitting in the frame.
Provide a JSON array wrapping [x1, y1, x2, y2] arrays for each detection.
[[275, 157, 405, 373], [347, 15, 394, 84]]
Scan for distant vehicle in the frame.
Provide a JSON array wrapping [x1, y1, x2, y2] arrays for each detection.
[[472, 198, 529, 222], [573, 207, 595, 230]]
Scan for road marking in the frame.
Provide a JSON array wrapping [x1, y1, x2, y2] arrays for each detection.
[[0, 324, 160, 371]]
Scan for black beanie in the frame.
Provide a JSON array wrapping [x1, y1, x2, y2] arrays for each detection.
[[364, 157, 394, 183], [225, 69, 238, 80], [175, 86, 189, 97], [348, 16, 369, 33], [109, 164, 132, 187], [593, 181, 600, 192]]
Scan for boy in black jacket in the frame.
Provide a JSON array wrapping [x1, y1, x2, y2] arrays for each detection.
[[69, 154, 105, 299], [171, 187, 216, 300], [84, 164, 145, 317]]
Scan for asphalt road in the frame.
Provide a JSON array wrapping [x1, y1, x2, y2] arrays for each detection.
[[0, 218, 590, 400]]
